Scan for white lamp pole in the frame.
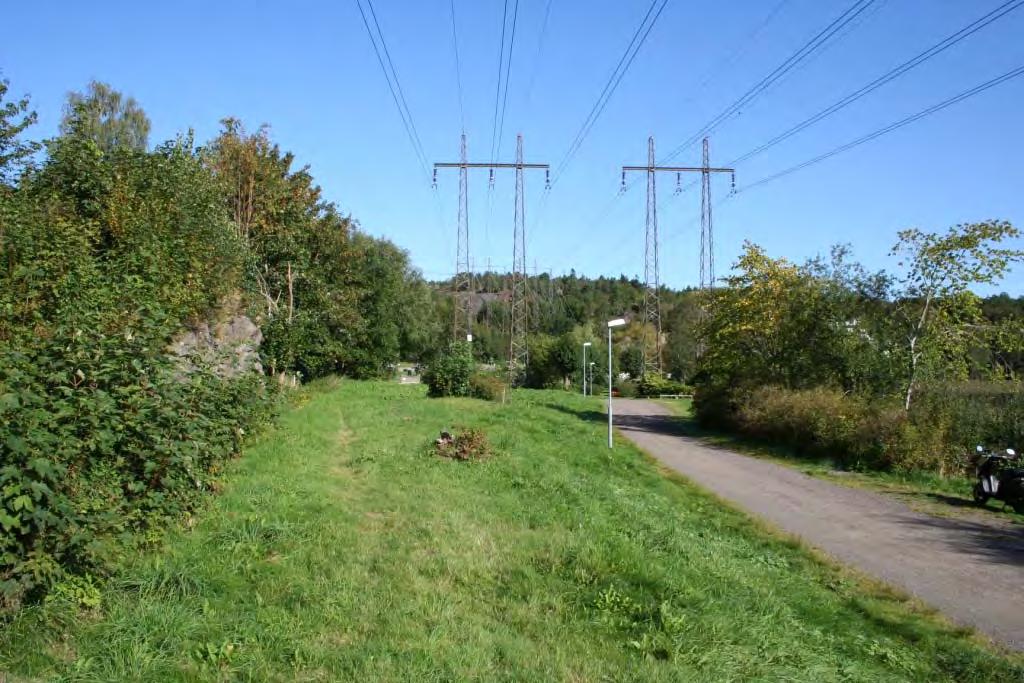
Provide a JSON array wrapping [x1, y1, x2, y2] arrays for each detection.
[[606, 318, 626, 448], [582, 342, 591, 396]]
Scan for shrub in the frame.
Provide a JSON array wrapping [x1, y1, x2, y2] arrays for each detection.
[[433, 428, 491, 461], [0, 135, 275, 613], [913, 382, 1024, 453], [423, 342, 475, 397], [0, 328, 275, 612], [615, 379, 638, 398], [693, 381, 742, 429], [469, 373, 506, 402], [724, 384, 988, 475], [637, 375, 694, 397]]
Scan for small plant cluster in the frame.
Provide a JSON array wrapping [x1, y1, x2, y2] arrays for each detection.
[[432, 428, 491, 461]]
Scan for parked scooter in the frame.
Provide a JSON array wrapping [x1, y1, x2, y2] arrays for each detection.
[[972, 445, 1024, 513]]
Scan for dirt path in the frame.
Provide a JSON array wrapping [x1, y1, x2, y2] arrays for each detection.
[[613, 399, 1024, 651]]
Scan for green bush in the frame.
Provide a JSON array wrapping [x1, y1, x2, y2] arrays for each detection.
[[723, 384, 1002, 476], [914, 382, 1024, 453], [636, 375, 694, 397], [0, 136, 274, 612], [693, 380, 742, 429], [615, 379, 638, 398], [423, 342, 475, 397], [469, 372, 506, 402]]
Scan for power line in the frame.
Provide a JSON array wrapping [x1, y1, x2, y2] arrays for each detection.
[[523, 0, 668, 260], [551, 0, 669, 185], [523, 0, 556, 106], [489, 0, 511, 162], [495, 0, 521, 161], [732, 0, 1024, 165], [354, 0, 430, 177], [449, 0, 465, 131], [741, 62, 1024, 191], [694, 0, 793, 92], [661, 0, 879, 166]]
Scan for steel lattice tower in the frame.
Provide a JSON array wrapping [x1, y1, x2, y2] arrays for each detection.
[[435, 135, 548, 371], [452, 132, 472, 341], [623, 137, 734, 369], [699, 137, 715, 291], [509, 134, 529, 386], [641, 136, 663, 377]]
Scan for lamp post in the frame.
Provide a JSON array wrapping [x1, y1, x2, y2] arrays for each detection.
[[606, 318, 626, 448], [582, 342, 592, 396]]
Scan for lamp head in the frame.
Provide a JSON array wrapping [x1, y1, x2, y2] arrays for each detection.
[[607, 318, 626, 328]]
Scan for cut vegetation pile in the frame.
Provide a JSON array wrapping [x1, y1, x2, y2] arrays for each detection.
[[2, 381, 1020, 681]]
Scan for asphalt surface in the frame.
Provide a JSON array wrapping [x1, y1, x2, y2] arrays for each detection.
[[612, 398, 1024, 651]]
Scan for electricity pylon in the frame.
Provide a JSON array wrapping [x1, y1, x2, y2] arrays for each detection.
[[509, 135, 529, 386], [622, 136, 735, 376], [434, 134, 549, 385], [699, 137, 734, 290]]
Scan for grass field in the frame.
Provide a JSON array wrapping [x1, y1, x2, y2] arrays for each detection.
[[2, 381, 1021, 681]]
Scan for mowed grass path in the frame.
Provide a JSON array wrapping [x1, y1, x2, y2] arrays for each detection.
[[2, 381, 1021, 681]]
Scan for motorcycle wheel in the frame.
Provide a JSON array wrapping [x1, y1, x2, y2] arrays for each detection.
[[972, 483, 990, 505]]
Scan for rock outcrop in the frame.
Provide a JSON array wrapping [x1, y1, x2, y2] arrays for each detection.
[[169, 315, 263, 378]]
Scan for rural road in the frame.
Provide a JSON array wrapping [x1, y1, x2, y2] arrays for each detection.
[[613, 399, 1024, 651]]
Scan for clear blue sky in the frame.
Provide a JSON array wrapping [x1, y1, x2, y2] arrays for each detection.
[[4, 0, 1023, 293]]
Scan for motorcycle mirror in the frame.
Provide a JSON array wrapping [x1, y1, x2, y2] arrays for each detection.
[[1008, 449, 1017, 457], [976, 445, 985, 453]]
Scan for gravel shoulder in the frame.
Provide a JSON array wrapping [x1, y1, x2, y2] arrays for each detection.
[[614, 398, 1024, 651]]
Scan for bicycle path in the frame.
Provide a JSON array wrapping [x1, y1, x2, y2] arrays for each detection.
[[613, 399, 1024, 651]]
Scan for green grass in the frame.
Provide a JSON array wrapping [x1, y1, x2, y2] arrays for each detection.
[[652, 399, 1024, 523], [2, 381, 1021, 681]]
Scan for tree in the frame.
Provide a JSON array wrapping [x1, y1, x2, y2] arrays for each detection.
[[890, 221, 1024, 409], [60, 80, 150, 152], [0, 78, 39, 185], [696, 243, 838, 390]]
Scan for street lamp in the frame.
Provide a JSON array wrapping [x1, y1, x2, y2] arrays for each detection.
[[582, 342, 592, 396], [606, 318, 627, 448]]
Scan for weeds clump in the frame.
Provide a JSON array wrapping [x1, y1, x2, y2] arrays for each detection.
[[433, 428, 491, 461]]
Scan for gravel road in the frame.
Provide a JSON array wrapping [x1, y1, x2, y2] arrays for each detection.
[[613, 398, 1024, 651]]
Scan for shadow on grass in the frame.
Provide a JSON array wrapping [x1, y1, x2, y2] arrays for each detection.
[[925, 493, 978, 508], [540, 401, 605, 425]]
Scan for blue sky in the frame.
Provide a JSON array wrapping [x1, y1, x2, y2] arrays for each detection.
[[4, 0, 1023, 293]]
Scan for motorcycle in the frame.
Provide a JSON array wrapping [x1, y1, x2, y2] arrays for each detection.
[[972, 445, 1024, 513]]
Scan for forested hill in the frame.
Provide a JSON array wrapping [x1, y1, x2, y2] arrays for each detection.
[[426, 268, 1024, 386]]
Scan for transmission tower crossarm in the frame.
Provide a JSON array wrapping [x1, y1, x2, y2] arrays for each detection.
[[434, 162, 550, 169], [622, 165, 734, 173]]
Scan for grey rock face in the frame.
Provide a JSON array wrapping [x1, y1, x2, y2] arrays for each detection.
[[169, 316, 263, 378]]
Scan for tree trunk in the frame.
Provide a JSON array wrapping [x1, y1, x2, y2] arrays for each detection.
[[904, 336, 917, 411]]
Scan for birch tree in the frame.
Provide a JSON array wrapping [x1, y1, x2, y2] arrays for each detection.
[[890, 221, 1023, 410]]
